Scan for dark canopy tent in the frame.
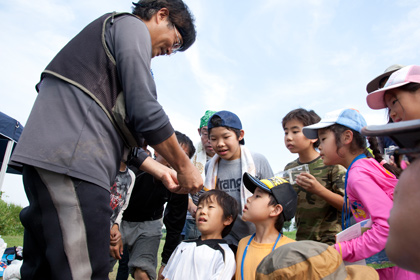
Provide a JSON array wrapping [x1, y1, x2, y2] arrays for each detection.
[[0, 112, 24, 180]]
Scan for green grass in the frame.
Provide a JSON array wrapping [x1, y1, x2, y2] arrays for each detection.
[[1, 236, 23, 248], [283, 230, 296, 240]]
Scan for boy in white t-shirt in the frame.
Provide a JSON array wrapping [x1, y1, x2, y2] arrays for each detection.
[[162, 190, 238, 280]]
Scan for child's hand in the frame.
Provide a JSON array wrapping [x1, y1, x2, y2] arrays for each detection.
[[110, 239, 123, 260], [110, 224, 121, 246], [295, 173, 323, 195], [188, 203, 197, 218], [158, 265, 165, 279]]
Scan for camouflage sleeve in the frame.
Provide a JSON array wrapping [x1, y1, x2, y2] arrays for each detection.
[[330, 165, 346, 196]]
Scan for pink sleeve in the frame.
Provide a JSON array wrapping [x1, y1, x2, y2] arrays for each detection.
[[337, 165, 392, 262]]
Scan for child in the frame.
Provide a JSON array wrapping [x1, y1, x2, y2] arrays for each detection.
[[204, 110, 274, 247], [109, 161, 135, 278], [236, 173, 297, 280], [162, 189, 238, 280], [282, 108, 346, 244], [184, 110, 217, 240], [367, 64, 420, 122], [302, 108, 420, 279], [362, 119, 420, 274], [109, 131, 194, 280]]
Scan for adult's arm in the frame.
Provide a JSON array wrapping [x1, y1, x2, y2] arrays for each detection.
[[152, 133, 203, 193], [108, 16, 202, 193]]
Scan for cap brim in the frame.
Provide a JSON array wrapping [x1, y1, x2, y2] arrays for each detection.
[[243, 173, 271, 194], [366, 69, 401, 93], [302, 122, 335, 139], [366, 81, 410, 109], [361, 119, 420, 148]]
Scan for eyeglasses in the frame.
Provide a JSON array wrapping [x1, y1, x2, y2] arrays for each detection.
[[172, 25, 182, 52]]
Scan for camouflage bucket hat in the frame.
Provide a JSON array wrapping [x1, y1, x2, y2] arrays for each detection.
[[256, 241, 379, 280]]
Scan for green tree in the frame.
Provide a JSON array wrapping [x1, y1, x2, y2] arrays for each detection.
[[283, 221, 291, 232], [0, 199, 24, 235]]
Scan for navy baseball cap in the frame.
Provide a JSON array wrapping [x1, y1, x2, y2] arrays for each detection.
[[207, 110, 245, 145], [243, 172, 297, 221]]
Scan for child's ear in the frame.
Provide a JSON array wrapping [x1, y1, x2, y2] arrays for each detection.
[[270, 204, 283, 218], [223, 215, 234, 226], [310, 138, 318, 145], [238, 130, 245, 141], [341, 130, 354, 145]]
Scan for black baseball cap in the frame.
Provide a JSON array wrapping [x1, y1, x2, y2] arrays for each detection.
[[243, 172, 297, 221]]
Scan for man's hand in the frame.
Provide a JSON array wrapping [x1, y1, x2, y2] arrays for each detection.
[[150, 133, 203, 194], [176, 164, 203, 194], [140, 153, 203, 194]]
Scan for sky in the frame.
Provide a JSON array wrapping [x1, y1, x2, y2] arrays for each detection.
[[1, 0, 420, 207]]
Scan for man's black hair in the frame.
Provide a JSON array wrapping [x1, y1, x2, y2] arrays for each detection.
[[132, 0, 196, 52], [198, 190, 239, 238], [175, 130, 195, 159]]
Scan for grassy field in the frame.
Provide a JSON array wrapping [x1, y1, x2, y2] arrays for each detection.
[[2, 236, 23, 248]]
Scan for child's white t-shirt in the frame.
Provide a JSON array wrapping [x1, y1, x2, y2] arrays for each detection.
[[162, 238, 236, 280]]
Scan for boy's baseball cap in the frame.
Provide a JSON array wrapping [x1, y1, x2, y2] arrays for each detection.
[[243, 172, 297, 221], [366, 64, 404, 93], [361, 119, 420, 149], [367, 65, 420, 109], [199, 110, 217, 128], [302, 108, 367, 140], [256, 241, 379, 280], [207, 110, 245, 144]]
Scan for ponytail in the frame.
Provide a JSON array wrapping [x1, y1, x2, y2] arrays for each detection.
[[367, 137, 401, 178]]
